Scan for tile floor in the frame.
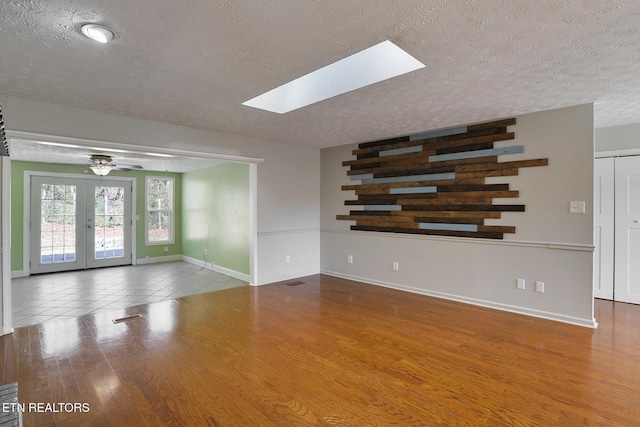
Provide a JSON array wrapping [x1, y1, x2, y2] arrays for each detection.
[[11, 261, 248, 328]]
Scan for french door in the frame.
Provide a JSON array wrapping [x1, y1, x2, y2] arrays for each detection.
[[30, 176, 132, 274]]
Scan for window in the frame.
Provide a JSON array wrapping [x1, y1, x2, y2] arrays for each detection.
[[146, 176, 174, 245]]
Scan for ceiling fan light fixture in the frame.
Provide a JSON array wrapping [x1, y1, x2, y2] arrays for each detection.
[[81, 24, 114, 44], [90, 163, 115, 176]]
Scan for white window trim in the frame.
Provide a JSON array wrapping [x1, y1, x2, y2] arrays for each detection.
[[145, 176, 175, 246]]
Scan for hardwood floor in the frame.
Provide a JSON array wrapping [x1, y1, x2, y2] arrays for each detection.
[[2, 274, 640, 426]]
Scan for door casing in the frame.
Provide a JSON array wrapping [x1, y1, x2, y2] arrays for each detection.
[[24, 171, 136, 276]]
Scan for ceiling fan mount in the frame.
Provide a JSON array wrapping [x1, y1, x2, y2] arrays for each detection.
[[90, 154, 113, 164], [88, 154, 143, 176]]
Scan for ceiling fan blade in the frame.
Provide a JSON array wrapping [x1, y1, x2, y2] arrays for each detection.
[[113, 164, 143, 170]]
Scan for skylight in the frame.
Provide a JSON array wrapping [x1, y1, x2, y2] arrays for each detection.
[[242, 40, 425, 114]]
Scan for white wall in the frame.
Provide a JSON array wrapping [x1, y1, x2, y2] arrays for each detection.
[[0, 157, 11, 335], [596, 123, 640, 152], [321, 104, 596, 327], [0, 94, 320, 285]]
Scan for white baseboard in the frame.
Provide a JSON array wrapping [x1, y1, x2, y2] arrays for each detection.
[[136, 254, 182, 265], [1, 327, 14, 336], [11, 270, 25, 278], [321, 270, 598, 329], [182, 255, 250, 282]]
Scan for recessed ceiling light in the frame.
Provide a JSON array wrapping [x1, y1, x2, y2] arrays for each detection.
[[242, 40, 425, 114], [81, 24, 114, 44]]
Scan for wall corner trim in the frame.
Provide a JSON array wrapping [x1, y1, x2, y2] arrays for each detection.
[[136, 255, 182, 265], [257, 227, 320, 237], [181, 255, 250, 282]]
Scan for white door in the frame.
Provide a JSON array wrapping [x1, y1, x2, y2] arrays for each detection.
[[30, 176, 132, 274], [594, 158, 615, 299], [86, 180, 132, 269], [30, 177, 87, 274], [614, 156, 640, 304]]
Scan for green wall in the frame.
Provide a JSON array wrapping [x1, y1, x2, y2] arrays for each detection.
[[181, 162, 250, 275], [11, 161, 182, 271]]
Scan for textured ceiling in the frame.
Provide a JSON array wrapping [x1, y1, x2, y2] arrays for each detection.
[[1, 0, 640, 150]]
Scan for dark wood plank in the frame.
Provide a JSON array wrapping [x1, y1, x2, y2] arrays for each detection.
[[353, 126, 511, 156], [344, 199, 399, 206], [436, 184, 510, 192], [403, 211, 502, 219], [399, 190, 519, 201], [357, 135, 410, 150], [424, 132, 514, 151], [341, 178, 486, 192], [353, 193, 436, 200], [337, 215, 416, 224], [455, 168, 520, 179], [370, 165, 456, 178], [353, 221, 420, 229], [467, 117, 516, 130], [456, 158, 549, 172], [397, 197, 495, 205], [478, 225, 517, 233], [410, 204, 525, 212], [350, 225, 504, 239], [343, 150, 430, 168], [406, 217, 487, 225], [356, 151, 380, 160], [435, 141, 495, 155], [348, 162, 381, 172], [429, 155, 499, 168], [347, 210, 393, 216]]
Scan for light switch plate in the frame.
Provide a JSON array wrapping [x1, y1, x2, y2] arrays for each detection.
[[569, 201, 586, 214]]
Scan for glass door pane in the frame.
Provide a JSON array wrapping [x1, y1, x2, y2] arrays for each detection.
[[93, 186, 125, 260], [39, 183, 77, 263], [86, 180, 132, 269], [30, 177, 86, 274]]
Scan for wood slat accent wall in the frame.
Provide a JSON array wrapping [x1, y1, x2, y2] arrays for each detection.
[[337, 118, 548, 239]]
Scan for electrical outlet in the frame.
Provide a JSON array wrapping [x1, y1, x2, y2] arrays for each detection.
[[285, 255, 291, 263], [204, 249, 207, 257], [517, 278, 525, 290], [569, 201, 586, 214], [347, 255, 353, 264], [164, 247, 169, 253], [393, 261, 399, 271], [536, 281, 545, 293]]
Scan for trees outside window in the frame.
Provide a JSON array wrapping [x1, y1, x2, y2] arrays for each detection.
[[146, 177, 174, 244]]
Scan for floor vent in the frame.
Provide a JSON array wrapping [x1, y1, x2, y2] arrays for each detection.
[[0, 382, 19, 426], [113, 314, 143, 324], [286, 281, 305, 286]]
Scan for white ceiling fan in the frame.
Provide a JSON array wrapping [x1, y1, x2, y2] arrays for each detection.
[[89, 154, 143, 176]]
